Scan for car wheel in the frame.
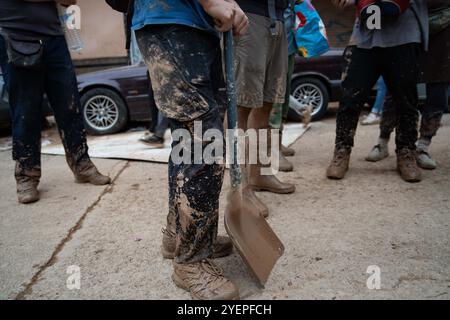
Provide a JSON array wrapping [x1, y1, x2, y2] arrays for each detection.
[[80, 88, 128, 135], [289, 77, 329, 121]]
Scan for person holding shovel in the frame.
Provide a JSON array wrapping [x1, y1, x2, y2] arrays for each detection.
[[128, 0, 248, 300]]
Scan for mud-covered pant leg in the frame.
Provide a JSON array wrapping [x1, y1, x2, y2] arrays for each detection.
[[136, 25, 225, 263], [379, 95, 397, 140], [419, 82, 449, 141], [43, 36, 90, 168], [381, 43, 421, 152], [335, 46, 380, 150]]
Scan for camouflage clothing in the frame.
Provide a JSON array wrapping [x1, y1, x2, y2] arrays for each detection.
[[136, 25, 226, 264], [335, 44, 421, 152], [269, 54, 295, 129]]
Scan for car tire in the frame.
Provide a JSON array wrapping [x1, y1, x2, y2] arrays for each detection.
[[288, 77, 329, 122], [80, 88, 128, 135]]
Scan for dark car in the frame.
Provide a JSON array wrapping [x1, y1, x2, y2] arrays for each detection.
[[76, 49, 347, 135], [77, 64, 153, 135]]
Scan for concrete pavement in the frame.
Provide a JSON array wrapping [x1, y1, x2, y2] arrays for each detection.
[[1, 114, 449, 300]]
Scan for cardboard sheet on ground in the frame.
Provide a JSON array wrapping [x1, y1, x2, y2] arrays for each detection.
[[41, 123, 311, 163]]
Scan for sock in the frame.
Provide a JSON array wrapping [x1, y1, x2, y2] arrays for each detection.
[[416, 138, 431, 152], [378, 138, 389, 148]]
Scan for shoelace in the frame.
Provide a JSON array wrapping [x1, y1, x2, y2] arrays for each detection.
[[399, 151, 417, 168], [162, 228, 175, 238], [333, 149, 348, 165]]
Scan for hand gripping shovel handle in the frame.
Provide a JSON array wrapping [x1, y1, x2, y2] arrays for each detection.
[[224, 30, 241, 188]]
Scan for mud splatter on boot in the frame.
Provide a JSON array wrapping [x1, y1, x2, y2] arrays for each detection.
[[69, 158, 111, 185], [15, 163, 41, 204], [172, 259, 239, 300], [326, 148, 351, 180], [397, 149, 422, 183]]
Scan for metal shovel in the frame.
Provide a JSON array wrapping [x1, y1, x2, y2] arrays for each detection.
[[223, 30, 285, 287]]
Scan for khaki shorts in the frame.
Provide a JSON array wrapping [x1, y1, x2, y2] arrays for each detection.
[[234, 13, 288, 108]]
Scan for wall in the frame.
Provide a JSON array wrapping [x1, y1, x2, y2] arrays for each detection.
[[71, 0, 127, 61], [314, 1, 355, 48]]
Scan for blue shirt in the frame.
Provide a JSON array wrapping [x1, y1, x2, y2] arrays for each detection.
[[284, 1, 297, 56], [132, 0, 217, 36]]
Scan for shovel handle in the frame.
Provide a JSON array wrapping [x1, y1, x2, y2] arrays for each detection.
[[224, 30, 241, 188]]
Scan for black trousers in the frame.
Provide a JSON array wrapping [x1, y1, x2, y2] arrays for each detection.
[[336, 44, 422, 152], [380, 82, 450, 141]]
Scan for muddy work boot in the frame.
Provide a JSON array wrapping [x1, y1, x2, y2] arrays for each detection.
[[326, 148, 351, 180], [249, 164, 295, 194], [15, 163, 41, 204], [161, 228, 233, 259], [397, 149, 422, 183], [172, 259, 239, 300], [69, 159, 111, 185]]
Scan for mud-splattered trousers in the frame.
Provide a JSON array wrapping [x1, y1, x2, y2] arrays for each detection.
[[136, 25, 226, 264], [8, 35, 89, 174], [380, 82, 449, 141], [336, 44, 422, 152]]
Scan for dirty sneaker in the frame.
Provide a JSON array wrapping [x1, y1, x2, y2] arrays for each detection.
[[361, 112, 381, 125], [326, 148, 351, 179], [161, 228, 233, 259], [366, 144, 389, 162], [139, 135, 164, 148], [416, 150, 437, 170], [172, 259, 239, 300]]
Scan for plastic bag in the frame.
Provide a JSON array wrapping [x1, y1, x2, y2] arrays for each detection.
[[294, 0, 329, 58]]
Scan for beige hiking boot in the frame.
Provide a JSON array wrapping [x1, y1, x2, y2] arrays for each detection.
[[397, 149, 422, 183], [278, 152, 294, 172], [281, 144, 295, 157], [326, 148, 351, 180], [161, 228, 233, 259], [70, 159, 111, 185], [172, 259, 239, 300], [15, 163, 40, 204], [271, 129, 293, 172], [241, 164, 269, 218], [278, 128, 295, 157], [242, 186, 269, 218], [249, 163, 295, 194]]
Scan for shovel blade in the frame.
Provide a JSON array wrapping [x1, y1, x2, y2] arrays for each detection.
[[224, 189, 285, 286]]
